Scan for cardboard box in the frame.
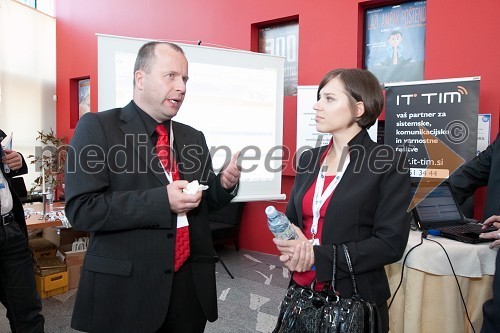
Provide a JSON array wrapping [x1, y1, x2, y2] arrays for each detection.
[[58, 244, 86, 289], [59, 229, 89, 247], [42, 226, 60, 247], [35, 271, 68, 299], [29, 238, 58, 259], [34, 257, 67, 277]]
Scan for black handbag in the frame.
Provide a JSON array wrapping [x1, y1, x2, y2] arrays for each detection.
[[273, 244, 382, 333]]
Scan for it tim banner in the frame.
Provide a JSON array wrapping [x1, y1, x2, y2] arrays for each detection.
[[385, 77, 480, 181]]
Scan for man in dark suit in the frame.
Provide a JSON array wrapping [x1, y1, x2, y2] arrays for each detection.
[[65, 41, 240, 333], [0, 129, 44, 332], [448, 135, 500, 333]]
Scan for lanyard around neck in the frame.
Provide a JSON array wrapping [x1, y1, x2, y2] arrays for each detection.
[[161, 122, 188, 227], [163, 121, 176, 184], [310, 147, 350, 244]]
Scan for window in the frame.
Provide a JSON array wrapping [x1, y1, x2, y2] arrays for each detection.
[[16, 0, 54, 16]]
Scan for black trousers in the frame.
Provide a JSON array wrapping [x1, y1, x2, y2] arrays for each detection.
[[0, 220, 44, 333], [378, 302, 389, 333], [155, 262, 207, 333], [481, 250, 500, 333]]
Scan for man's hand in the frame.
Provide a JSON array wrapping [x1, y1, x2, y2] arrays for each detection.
[[167, 180, 202, 214], [2, 149, 22, 171], [220, 152, 241, 190], [479, 215, 500, 249]]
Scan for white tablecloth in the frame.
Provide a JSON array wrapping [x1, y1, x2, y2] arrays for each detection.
[[397, 230, 498, 278]]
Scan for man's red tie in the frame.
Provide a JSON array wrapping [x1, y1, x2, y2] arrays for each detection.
[[155, 124, 190, 272]]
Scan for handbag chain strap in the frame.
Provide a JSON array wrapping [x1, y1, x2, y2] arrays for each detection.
[[342, 243, 360, 295], [330, 244, 360, 295], [330, 244, 337, 291]]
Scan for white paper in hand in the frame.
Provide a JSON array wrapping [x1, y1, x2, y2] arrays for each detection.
[[182, 180, 209, 195], [1, 132, 12, 150], [1, 132, 12, 173]]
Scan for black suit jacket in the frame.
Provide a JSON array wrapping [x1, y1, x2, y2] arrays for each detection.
[[448, 135, 500, 333], [0, 129, 28, 236], [285, 129, 411, 305], [65, 102, 235, 333], [448, 135, 500, 219]]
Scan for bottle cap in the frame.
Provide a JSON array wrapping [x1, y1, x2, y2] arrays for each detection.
[[265, 206, 278, 218]]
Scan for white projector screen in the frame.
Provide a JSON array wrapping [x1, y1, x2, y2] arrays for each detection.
[[97, 34, 286, 202]]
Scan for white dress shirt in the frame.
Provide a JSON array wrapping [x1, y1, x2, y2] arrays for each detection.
[[0, 170, 13, 215]]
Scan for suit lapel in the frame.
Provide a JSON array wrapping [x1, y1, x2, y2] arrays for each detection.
[[294, 148, 325, 227], [119, 103, 167, 186], [0, 144, 3, 170], [321, 138, 367, 239]]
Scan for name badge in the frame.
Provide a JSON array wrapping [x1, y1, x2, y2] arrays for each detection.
[[311, 238, 320, 246]]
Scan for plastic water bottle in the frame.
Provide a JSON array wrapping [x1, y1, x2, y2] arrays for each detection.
[[265, 206, 298, 240], [46, 186, 54, 206]]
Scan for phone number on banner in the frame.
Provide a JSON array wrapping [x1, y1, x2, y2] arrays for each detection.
[[410, 168, 449, 178]]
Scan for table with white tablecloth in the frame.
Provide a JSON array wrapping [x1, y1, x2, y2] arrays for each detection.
[[386, 230, 497, 333]]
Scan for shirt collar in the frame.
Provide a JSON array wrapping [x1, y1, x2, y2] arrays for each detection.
[[131, 101, 170, 138]]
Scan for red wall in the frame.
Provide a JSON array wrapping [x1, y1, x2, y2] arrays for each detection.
[[55, 0, 500, 254]]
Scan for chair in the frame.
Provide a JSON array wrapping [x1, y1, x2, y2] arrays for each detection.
[[209, 202, 243, 278], [209, 202, 243, 250]]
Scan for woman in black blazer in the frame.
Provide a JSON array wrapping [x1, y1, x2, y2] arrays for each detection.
[[274, 68, 411, 332]]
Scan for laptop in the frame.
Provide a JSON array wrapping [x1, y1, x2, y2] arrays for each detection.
[[410, 183, 497, 244]]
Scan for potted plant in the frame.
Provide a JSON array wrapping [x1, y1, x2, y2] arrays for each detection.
[[28, 129, 68, 201]]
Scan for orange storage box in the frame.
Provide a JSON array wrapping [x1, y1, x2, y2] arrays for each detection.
[[35, 271, 68, 299]]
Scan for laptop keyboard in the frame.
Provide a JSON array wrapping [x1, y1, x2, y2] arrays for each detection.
[[438, 223, 497, 234]]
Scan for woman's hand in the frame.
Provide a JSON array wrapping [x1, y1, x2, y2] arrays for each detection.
[[273, 225, 315, 272]]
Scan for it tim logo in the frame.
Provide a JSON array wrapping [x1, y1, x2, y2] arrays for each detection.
[[396, 85, 468, 106]]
